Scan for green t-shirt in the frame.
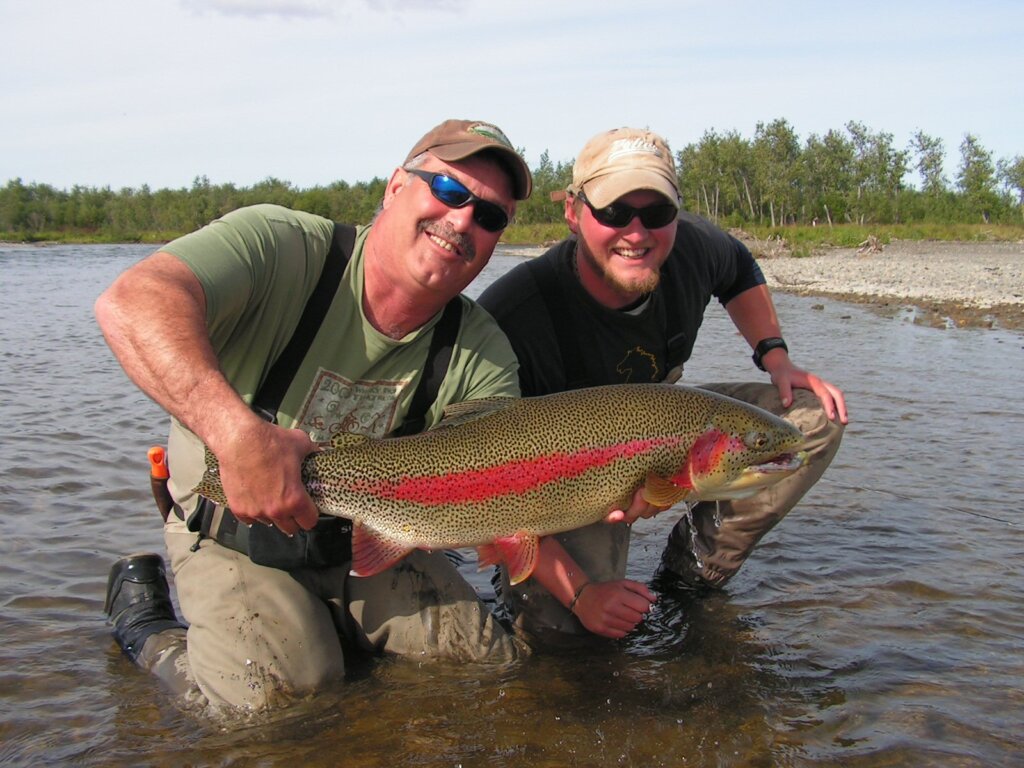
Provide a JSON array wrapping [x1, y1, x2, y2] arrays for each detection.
[[161, 204, 519, 510]]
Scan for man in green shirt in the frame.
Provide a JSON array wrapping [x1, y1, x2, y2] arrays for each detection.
[[96, 119, 532, 710]]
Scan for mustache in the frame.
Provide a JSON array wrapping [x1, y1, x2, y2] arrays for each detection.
[[420, 220, 476, 262]]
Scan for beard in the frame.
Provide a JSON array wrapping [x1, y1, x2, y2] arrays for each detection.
[[577, 240, 662, 298]]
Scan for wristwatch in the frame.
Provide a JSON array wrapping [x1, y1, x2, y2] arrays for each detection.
[[752, 337, 788, 371]]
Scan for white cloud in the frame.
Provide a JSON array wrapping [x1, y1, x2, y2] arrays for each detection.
[[177, 0, 465, 19], [179, 0, 334, 18]]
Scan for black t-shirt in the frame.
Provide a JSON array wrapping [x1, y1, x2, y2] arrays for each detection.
[[477, 212, 764, 396]]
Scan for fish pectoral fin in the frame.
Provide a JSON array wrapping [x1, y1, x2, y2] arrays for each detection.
[[641, 472, 692, 508], [349, 522, 414, 578], [477, 532, 539, 585], [433, 397, 517, 430]]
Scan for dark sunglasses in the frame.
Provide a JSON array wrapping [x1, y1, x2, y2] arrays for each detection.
[[577, 190, 678, 230], [404, 168, 510, 233]]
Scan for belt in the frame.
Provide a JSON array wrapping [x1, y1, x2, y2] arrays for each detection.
[[181, 498, 352, 570]]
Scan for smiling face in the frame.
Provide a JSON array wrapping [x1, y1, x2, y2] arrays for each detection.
[[567, 189, 678, 309], [374, 152, 516, 300]]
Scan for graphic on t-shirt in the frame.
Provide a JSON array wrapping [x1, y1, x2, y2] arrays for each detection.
[[616, 346, 660, 383], [298, 367, 408, 442]]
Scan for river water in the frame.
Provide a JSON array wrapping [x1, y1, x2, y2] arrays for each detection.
[[1, 243, 1021, 767]]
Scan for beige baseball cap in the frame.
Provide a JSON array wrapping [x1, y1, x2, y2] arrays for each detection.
[[404, 119, 533, 200], [568, 127, 680, 208]]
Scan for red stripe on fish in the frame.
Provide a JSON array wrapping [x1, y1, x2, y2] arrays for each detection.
[[354, 435, 686, 505]]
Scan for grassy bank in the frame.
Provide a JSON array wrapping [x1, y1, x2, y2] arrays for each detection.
[[4, 222, 1022, 251], [503, 221, 1024, 252], [0, 229, 182, 245]]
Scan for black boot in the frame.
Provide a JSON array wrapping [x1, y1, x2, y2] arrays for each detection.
[[655, 510, 714, 593], [104, 553, 185, 663], [658, 498, 786, 591]]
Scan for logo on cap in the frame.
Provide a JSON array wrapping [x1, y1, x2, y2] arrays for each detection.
[[468, 123, 513, 149], [607, 137, 665, 162]]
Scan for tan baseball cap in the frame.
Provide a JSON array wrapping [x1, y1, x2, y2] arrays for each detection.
[[568, 127, 680, 208], [404, 119, 533, 200]]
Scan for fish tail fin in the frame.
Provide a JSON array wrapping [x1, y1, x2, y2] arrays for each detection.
[[478, 532, 540, 585], [192, 446, 229, 506]]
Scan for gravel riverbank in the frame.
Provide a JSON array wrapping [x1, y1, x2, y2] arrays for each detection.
[[755, 240, 1024, 332]]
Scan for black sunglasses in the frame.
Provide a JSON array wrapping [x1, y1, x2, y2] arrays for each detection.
[[404, 168, 510, 233], [577, 190, 678, 230]]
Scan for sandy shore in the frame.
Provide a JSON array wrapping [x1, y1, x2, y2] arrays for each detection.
[[753, 240, 1024, 332]]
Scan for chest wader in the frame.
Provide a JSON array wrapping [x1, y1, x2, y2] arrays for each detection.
[[179, 222, 463, 570]]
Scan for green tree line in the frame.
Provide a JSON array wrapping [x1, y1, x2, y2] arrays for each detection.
[[2, 119, 1022, 243], [676, 120, 1023, 228]]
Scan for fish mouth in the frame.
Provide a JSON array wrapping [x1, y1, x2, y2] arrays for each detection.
[[752, 451, 807, 475], [696, 451, 807, 501]]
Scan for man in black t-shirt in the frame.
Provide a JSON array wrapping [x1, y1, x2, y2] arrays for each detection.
[[478, 127, 848, 646]]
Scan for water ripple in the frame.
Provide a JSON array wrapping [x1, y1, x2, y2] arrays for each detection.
[[2, 246, 1022, 766]]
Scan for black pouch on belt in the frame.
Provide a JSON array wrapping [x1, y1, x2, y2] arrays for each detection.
[[186, 498, 352, 570], [248, 515, 352, 570]]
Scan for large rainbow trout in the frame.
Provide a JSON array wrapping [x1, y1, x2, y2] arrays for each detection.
[[194, 384, 806, 583]]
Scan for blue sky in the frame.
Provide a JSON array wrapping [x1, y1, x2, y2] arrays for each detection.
[[3, 0, 1021, 191]]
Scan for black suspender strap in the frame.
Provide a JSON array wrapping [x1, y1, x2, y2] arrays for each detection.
[[525, 254, 592, 391], [388, 297, 463, 437], [252, 223, 356, 420], [250, 220, 461, 432]]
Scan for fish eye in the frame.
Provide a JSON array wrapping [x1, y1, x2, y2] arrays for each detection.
[[745, 431, 769, 450]]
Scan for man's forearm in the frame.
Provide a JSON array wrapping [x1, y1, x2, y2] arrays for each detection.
[[528, 536, 590, 610], [94, 251, 257, 450]]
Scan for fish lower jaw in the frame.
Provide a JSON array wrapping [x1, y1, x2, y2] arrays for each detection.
[[696, 488, 762, 501], [691, 456, 804, 500]]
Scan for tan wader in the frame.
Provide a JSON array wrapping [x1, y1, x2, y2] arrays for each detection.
[[500, 381, 844, 645], [137, 522, 519, 710]]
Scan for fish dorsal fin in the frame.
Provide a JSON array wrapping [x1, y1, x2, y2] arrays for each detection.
[[641, 472, 693, 508], [477, 531, 540, 585], [431, 397, 517, 430], [330, 432, 371, 450], [349, 522, 414, 578]]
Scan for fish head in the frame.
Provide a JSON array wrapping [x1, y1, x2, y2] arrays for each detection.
[[682, 396, 807, 500]]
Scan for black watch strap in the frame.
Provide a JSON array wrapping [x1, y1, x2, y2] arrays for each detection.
[[752, 337, 788, 371]]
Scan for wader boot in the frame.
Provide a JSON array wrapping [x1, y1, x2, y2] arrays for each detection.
[[657, 500, 763, 590], [104, 552, 187, 665]]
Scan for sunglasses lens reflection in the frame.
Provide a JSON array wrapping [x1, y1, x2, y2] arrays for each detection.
[[423, 173, 508, 233], [430, 176, 471, 206]]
